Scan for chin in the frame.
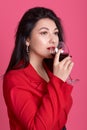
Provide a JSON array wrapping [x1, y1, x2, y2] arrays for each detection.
[[45, 55, 53, 59]]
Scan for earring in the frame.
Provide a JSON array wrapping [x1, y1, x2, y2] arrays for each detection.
[[26, 41, 30, 53], [26, 45, 29, 53]]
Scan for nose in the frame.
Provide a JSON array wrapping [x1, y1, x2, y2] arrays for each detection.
[[49, 34, 57, 44]]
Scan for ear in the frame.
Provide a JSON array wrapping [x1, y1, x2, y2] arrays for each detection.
[[26, 38, 30, 46]]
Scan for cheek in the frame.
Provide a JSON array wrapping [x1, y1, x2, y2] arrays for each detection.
[[33, 37, 47, 47], [55, 37, 59, 47], [32, 35, 45, 43], [30, 37, 45, 51], [57, 38, 59, 45]]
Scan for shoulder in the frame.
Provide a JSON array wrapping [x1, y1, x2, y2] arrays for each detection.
[[4, 68, 24, 81], [3, 65, 32, 89]]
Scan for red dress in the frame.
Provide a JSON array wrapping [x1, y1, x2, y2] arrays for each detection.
[[3, 64, 73, 130]]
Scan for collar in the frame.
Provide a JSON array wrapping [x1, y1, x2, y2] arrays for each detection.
[[23, 63, 53, 83]]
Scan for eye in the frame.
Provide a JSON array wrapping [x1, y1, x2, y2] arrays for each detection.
[[40, 31, 48, 35], [54, 31, 59, 35]]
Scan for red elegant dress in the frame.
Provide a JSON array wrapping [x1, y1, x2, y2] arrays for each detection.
[[3, 64, 73, 130]]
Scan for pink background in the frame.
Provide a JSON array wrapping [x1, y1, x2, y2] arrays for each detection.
[[0, 0, 86, 130]]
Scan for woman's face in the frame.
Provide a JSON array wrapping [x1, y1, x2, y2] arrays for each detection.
[[28, 18, 59, 59]]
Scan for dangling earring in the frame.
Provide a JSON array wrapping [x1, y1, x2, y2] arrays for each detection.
[[26, 41, 30, 53], [26, 45, 29, 53]]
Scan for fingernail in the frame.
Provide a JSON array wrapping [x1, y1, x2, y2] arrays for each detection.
[[55, 48, 58, 53], [61, 50, 64, 53]]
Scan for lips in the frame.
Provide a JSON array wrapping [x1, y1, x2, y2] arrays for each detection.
[[47, 47, 55, 54], [47, 47, 55, 50]]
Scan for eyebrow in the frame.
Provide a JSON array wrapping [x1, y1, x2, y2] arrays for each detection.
[[39, 27, 59, 31]]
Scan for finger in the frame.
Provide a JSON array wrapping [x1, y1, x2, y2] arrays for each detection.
[[64, 59, 72, 70], [60, 56, 71, 66], [54, 49, 63, 65], [68, 62, 74, 72]]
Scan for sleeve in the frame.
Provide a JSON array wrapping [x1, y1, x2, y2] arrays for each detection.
[[55, 78, 73, 129], [61, 82, 73, 114], [5, 75, 73, 130]]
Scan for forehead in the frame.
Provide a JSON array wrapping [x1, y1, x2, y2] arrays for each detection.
[[34, 18, 58, 30]]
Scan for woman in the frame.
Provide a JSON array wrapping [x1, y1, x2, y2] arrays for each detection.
[[3, 7, 74, 130]]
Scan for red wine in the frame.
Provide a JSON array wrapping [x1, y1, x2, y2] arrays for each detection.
[[59, 53, 69, 61], [52, 53, 69, 61]]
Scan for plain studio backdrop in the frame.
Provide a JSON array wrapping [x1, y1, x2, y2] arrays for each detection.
[[0, 0, 87, 130]]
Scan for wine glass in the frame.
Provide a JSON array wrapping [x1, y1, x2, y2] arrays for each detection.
[[58, 41, 79, 84]]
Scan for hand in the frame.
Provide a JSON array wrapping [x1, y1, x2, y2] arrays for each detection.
[[53, 49, 74, 82]]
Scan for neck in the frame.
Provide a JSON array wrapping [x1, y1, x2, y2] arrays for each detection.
[[29, 53, 49, 82], [29, 52, 44, 70]]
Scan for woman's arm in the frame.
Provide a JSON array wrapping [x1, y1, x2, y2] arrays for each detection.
[[3, 73, 73, 130]]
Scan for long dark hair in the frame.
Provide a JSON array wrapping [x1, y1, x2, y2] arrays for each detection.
[[5, 7, 64, 73]]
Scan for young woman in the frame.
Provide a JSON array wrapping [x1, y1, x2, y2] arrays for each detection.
[[3, 7, 74, 130]]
